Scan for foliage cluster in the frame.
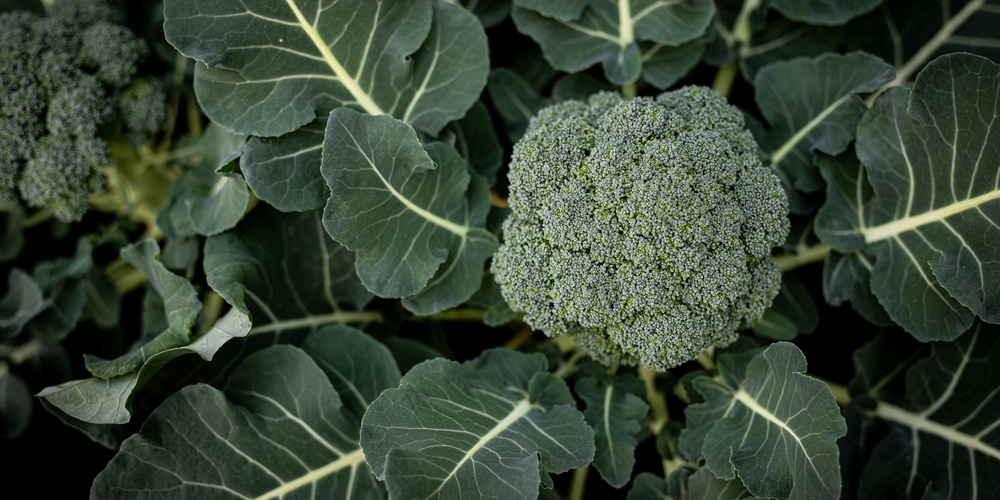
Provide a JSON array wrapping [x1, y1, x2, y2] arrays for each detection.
[[1, 0, 999, 499]]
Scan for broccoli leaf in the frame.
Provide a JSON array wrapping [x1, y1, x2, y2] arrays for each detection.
[[487, 68, 552, 141], [240, 119, 329, 212], [163, 0, 487, 137], [0, 369, 32, 439], [767, 0, 881, 26], [575, 370, 648, 488], [360, 348, 595, 498], [851, 323, 1000, 498], [321, 108, 497, 306], [511, 0, 714, 85], [847, 0, 1000, 89], [816, 53, 1000, 341], [441, 101, 504, 185], [753, 52, 894, 212], [204, 204, 373, 342], [0, 269, 43, 341], [680, 342, 847, 499], [92, 328, 392, 498], [158, 123, 249, 238]]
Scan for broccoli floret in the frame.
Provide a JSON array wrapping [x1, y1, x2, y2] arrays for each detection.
[[19, 135, 108, 222], [0, 1, 163, 222], [79, 21, 148, 87], [116, 78, 168, 146], [491, 87, 790, 370]]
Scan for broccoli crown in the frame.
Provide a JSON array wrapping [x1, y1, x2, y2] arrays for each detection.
[[0, 0, 154, 222], [491, 87, 790, 370]]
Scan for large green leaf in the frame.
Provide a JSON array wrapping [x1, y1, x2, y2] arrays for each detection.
[[38, 306, 252, 425], [84, 240, 202, 378], [680, 342, 847, 499], [815, 53, 1000, 341], [753, 52, 894, 211], [848, 0, 1000, 89], [205, 204, 374, 342], [92, 328, 395, 498], [241, 119, 329, 212], [360, 348, 595, 499], [321, 108, 497, 309], [487, 68, 551, 141], [849, 324, 1000, 498], [575, 370, 648, 488], [163, 0, 487, 137], [511, 0, 714, 85]]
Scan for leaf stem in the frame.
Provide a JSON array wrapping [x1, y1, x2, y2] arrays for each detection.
[[639, 365, 670, 434], [0, 338, 42, 365], [410, 307, 487, 322], [249, 310, 385, 334], [555, 349, 588, 379], [568, 465, 589, 500], [774, 244, 831, 272], [622, 81, 638, 99], [711, 60, 739, 98]]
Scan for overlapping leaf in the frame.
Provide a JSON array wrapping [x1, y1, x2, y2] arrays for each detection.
[[679, 342, 847, 499], [163, 0, 487, 138], [575, 370, 648, 488], [360, 348, 595, 499], [92, 327, 395, 499], [322, 108, 497, 311], [753, 52, 894, 213], [157, 123, 249, 238], [511, 0, 714, 85], [815, 53, 1000, 341], [848, 324, 1000, 498], [204, 204, 373, 342], [38, 242, 252, 424]]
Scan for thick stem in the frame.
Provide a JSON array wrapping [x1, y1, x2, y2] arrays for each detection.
[[639, 365, 670, 435], [568, 465, 589, 500], [711, 60, 739, 98]]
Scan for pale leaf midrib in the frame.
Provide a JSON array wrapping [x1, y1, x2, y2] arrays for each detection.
[[284, 0, 385, 116], [733, 388, 830, 492], [862, 188, 1000, 243], [334, 118, 470, 237], [875, 402, 1000, 461], [254, 448, 367, 500], [427, 399, 534, 499], [770, 95, 849, 167]]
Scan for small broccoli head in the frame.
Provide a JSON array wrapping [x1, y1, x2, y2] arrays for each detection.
[[79, 21, 147, 87], [18, 135, 108, 222], [492, 87, 789, 371], [116, 78, 168, 146]]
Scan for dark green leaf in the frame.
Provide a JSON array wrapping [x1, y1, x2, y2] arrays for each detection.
[[680, 342, 847, 499], [768, 0, 882, 26], [164, 0, 487, 137], [575, 372, 648, 488], [488, 68, 551, 141], [360, 348, 595, 498], [92, 342, 386, 498], [442, 101, 504, 184], [322, 109, 497, 306], [512, 0, 714, 85], [816, 53, 1000, 341], [753, 272, 819, 340], [205, 204, 373, 341], [0, 269, 43, 341], [0, 369, 31, 439], [241, 119, 329, 212], [853, 323, 1000, 498], [512, 0, 588, 21], [157, 123, 249, 238], [687, 466, 753, 499], [753, 52, 894, 205]]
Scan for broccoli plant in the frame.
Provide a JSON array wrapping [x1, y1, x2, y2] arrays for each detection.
[[3, 0, 1000, 499]]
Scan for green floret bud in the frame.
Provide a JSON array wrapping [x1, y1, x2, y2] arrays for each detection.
[[18, 135, 108, 222], [116, 78, 168, 146], [46, 74, 113, 137], [492, 87, 790, 371], [46, 0, 119, 26], [79, 21, 147, 87]]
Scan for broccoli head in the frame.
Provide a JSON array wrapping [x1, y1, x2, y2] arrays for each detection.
[[491, 87, 790, 370], [0, 0, 161, 222]]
